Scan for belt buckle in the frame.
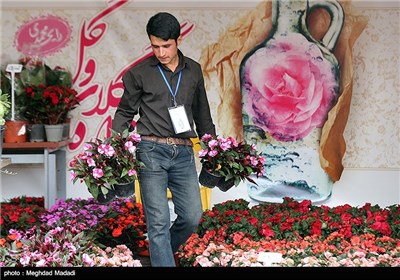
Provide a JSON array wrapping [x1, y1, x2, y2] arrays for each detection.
[[166, 137, 174, 145]]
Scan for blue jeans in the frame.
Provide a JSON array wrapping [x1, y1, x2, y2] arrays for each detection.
[[136, 140, 203, 267]]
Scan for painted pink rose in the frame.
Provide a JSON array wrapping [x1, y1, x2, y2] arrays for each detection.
[[242, 33, 338, 141]]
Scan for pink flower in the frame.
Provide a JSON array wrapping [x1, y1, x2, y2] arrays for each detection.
[[250, 156, 258, 166], [82, 254, 95, 266], [208, 150, 218, 157], [201, 134, 213, 142], [242, 33, 338, 141], [98, 144, 115, 157], [86, 158, 96, 167], [83, 143, 93, 151], [219, 140, 231, 151], [128, 169, 137, 176], [129, 133, 141, 142], [199, 149, 208, 157], [70, 170, 76, 180], [92, 168, 104, 179], [124, 141, 137, 154], [36, 259, 47, 267], [208, 139, 219, 150]]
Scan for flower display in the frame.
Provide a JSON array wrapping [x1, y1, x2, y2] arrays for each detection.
[[41, 197, 148, 254], [69, 129, 145, 200], [0, 196, 399, 267], [177, 197, 400, 267], [198, 134, 265, 188], [24, 83, 79, 124], [1, 56, 80, 124], [0, 196, 147, 267], [95, 199, 148, 254], [19, 57, 79, 125], [0, 196, 45, 237]]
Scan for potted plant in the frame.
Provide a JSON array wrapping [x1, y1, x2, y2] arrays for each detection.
[[198, 134, 265, 191], [69, 128, 145, 203], [0, 89, 11, 126], [0, 89, 11, 156], [21, 84, 47, 142], [17, 57, 80, 142], [23, 83, 80, 141]]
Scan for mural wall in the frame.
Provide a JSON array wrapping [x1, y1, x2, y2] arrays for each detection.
[[1, 0, 399, 206]]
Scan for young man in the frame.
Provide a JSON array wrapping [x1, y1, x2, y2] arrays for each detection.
[[112, 12, 216, 267]]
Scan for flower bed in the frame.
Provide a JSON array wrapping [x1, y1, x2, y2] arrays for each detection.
[[0, 196, 399, 267], [0, 196, 146, 267], [176, 198, 400, 267]]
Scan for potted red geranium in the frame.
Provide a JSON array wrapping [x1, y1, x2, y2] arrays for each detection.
[[13, 57, 80, 142]]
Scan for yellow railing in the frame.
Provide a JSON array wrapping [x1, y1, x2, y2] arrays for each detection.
[[135, 182, 212, 211]]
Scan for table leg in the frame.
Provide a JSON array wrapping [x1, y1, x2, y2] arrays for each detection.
[[48, 154, 56, 209], [44, 149, 49, 209], [55, 149, 67, 201]]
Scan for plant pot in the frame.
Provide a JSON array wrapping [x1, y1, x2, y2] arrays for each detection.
[[96, 188, 117, 204], [44, 124, 64, 142], [28, 123, 46, 142], [199, 167, 221, 188], [0, 125, 4, 157], [217, 178, 235, 192], [4, 120, 29, 143], [114, 181, 135, 198], [62, 118, 71, 141]]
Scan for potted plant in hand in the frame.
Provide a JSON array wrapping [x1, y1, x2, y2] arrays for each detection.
[[69, 128, 145, 203], [198, 134, 265, 191]]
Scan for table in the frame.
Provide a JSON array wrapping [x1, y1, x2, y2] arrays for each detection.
[[1, 141, 69, 208]]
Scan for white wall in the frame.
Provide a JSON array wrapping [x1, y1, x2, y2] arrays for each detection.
[[211, 169, 400, 208], [1, 166, 399, 208]]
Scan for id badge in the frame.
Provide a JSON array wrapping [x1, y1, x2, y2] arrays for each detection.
[[168, 105, 192, 134]]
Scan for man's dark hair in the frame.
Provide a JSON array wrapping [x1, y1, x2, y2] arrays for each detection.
[[146, 12, 181, 41]]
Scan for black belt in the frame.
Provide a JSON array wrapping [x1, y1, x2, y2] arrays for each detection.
[[141, 135, 193, 147]]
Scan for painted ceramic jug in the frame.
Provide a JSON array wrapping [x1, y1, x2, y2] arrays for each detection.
[[240, 0, 344, 203]]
